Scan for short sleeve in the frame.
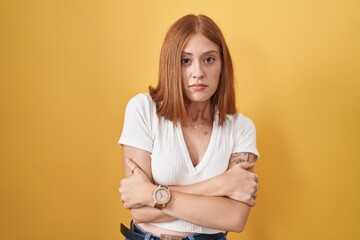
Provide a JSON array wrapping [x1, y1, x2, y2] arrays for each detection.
[[118, 94, 154, 153], [232, 114, 260, 160]]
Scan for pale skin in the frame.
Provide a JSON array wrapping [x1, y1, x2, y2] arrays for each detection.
[[119, 33, 259, 236]]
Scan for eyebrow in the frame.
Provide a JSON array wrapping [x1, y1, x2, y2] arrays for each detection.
[[181, 50, 219, 55]]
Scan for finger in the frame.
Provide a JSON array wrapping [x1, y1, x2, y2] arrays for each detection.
[[247, 172, 258, 182], [252, 193, 257, 201], [125, 158, 141, 174], [239, 162, 255, 170], [248, 196, 256, 207], [252, 184, 258, 194]]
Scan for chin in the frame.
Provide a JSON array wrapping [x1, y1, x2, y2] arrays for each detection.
[[184, 91, 215, 103], [187, 97, 211, 103]]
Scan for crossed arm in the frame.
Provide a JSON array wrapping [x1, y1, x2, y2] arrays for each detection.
[[119, 145, 258, 232]]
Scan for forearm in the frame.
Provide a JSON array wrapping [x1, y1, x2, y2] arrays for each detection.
[[127, 180, 251, 229], [129, 173, 237, 225], [121, 147, 257, 227], [129, 174, 228, 224], [171, 152, 257, 197], [129, 175, 228, 224], [170, 173, 226, 197], [125, 164, 256, 225], [163, 191, 250, 232], [132, 190, 250, 231], [170, 166, 256, 200]]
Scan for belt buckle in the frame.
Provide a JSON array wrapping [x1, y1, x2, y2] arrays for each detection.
[[160, 234, 182, 240]]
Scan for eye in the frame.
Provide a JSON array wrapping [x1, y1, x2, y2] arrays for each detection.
[[204, 57, 215, 64], [181, 58, 191, 65]]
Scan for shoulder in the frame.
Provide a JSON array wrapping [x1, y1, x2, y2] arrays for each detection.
[[226, 113, 256, 131], [127, 93, 154, 107], [227, 113, 260, 158], [125, 93, 156, 113], [225, 113, 257, 141], [122, 94, 159, 127]]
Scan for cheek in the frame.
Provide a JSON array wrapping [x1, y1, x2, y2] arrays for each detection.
[[181, 67, 192, 85], [211, 65, 221, 81], [182, 67, 191, 79], [181, 69, 186, 86], [211, 67, 221, 89]]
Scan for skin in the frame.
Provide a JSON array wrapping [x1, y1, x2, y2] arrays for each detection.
[[180, 33, 221, 167], [181, 33, 221, 104], [119, 33, 259, 237]]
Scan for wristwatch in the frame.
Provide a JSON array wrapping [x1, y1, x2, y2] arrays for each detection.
[[152, 185, 171, 209]]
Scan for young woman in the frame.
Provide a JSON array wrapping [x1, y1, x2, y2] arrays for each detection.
[[119, 14, 259, 240]]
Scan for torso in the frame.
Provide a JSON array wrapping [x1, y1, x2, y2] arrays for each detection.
[[181, 123, 213, 167], [120, 93, 259, 235], [140, 120, 215, 237], [139, 122, 214, 237]]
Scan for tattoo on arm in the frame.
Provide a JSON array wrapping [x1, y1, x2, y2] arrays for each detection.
[[230, 152, 257, 165]]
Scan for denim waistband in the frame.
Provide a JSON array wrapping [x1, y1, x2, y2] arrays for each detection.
[[129, 223, 226, 240]]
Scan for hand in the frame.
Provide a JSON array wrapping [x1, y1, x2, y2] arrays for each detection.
[[119, 158, 156, 209], [224, 162, 258, 207]]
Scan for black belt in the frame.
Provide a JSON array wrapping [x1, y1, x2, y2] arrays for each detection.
[[120, 223, 223, 240]]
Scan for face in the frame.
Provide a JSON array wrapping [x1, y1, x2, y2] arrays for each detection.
[[181, 33, 221, 103]]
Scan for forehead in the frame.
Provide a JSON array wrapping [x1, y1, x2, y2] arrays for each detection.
[[182, 33, 219, 54]]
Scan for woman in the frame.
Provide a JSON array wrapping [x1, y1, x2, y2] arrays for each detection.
[[119, 14, 259, 240]]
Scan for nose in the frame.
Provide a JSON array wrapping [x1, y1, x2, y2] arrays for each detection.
[[192, 61, 204, 79]]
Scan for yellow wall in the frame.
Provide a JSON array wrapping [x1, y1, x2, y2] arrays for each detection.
[[1, 0, 359, 239]]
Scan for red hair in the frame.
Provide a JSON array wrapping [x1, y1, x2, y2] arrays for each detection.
[[149, 14, 236, 125]]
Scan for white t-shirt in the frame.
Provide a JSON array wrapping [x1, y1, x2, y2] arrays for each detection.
[[119, 93, 259, 233]]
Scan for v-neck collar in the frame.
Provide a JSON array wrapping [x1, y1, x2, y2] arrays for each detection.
[[176, 115, 219, 173]]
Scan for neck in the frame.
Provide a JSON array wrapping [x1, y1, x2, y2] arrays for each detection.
[[185, 101, 212, 123]]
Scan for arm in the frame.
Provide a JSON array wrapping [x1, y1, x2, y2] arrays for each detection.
[[120, 144, 177, 223], [171, 152, 258, 199], [163, 190, 249, 232], [164, 152, 258, 231], [120, 145, 258, 231]]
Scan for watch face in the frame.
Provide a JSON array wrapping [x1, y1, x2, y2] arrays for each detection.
[[154, 187, 171, 204]]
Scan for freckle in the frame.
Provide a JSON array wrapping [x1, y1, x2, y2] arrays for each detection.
[[204, 131, 208, 135]]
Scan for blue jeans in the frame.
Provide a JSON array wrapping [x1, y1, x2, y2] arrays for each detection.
[[125, 223, 227, 240]]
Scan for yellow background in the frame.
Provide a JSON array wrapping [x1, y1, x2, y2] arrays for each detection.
[[1, 0, 359, 239]]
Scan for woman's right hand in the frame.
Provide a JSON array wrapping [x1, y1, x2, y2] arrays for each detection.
[[223, 161, 258, 207], [120, 158, 157, 209]]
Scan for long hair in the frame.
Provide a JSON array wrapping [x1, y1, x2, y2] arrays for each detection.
[[149, 14, 236, 126]]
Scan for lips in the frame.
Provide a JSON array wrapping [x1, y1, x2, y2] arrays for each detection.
[[189, 83, 208, 90]]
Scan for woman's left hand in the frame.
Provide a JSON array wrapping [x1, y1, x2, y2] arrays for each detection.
[[119, 158, 157, 209]]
